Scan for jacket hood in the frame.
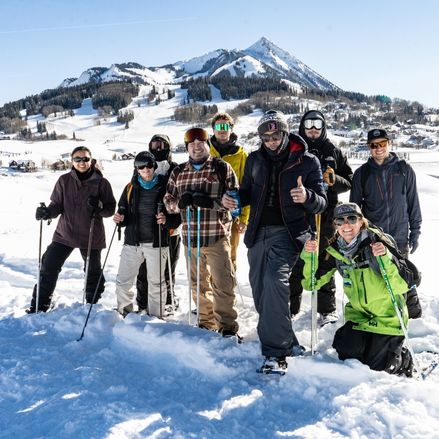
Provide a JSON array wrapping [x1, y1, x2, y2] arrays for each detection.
[[210, 132, 240, 156], [299, 110, 328, 147], [288, 133, 308, 154]]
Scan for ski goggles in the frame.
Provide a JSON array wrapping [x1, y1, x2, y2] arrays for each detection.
[[334, 215, 360, 226], [260, 131, 283, 143], [184, 128, 209, 143], [72, 156, 91, 163], [214, 123, 232, 131], [368, 140, 388, 149], [303, 118, 324, 130]]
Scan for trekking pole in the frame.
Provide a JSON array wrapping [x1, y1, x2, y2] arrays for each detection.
[[186, 206, 192, 325], [36, 202, 51, 313], [77, 223, 118, 341], [311, 213, 321, 356], [82, 213, 96, 304], [196, 206, 201, 327], [375, 252, 422, 376], [167, 250, 175, 311], [158, 202, 163, 319]]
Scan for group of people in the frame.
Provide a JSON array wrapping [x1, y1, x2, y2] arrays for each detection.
[[28, 108, 422, 377]]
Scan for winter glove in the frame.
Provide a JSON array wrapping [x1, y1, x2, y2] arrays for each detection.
[[87, 196, 104, 214], [322, 166, 335, 187], [35, 205, 51, 221], [192, 192, 214, 209], [409, 232, 420, 254], [178, 191, 193, 210]]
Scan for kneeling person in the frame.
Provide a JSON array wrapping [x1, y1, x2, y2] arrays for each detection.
[[301, 203, 413, 376]]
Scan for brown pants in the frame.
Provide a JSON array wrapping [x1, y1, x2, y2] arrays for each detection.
[[185, 236, 238, 332]]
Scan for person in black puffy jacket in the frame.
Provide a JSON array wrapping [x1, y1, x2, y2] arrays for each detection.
[[223, 110, 327, 372]]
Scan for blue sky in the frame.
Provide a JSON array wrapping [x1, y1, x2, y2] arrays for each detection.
[[1, 0, 438, 108]]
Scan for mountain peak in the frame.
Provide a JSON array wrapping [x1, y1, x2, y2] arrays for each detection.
[[58, 37, 339, 92], [245, 37, 282, 55]]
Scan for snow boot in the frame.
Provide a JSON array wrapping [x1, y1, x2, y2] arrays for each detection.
[[318, 311, 339, 327]]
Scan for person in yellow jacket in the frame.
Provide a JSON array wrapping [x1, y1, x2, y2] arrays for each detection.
[[209, 112, 249, 270]]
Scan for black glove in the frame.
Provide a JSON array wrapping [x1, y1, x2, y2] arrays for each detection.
[[178, 192, 193, 210], [87, 196, 104, 213], [192, 192, 214, 209], [409, 232, 420, 254], [35, 205, 51, 221]]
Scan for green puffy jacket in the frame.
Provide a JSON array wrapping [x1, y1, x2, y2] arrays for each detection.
[[300, 228, 409, 336]]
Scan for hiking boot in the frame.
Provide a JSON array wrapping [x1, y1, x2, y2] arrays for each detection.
[[165, 296, 179, 311], [120, 304, 134, 318], [220, 328, 243, 343], [318, 311, 339, 327], [399, 347, 414, 377], [163, 304, 174, 317]]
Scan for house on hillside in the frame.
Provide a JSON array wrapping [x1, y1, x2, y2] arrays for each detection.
[[121, 153, 135, 160], [17, 160, 37, 172], [51, 159, 70, 171]]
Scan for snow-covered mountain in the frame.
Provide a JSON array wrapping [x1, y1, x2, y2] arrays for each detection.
[[59, 37, 339, 91]]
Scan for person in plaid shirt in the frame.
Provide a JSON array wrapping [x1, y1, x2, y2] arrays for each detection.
[[164, 127, 240, 338]]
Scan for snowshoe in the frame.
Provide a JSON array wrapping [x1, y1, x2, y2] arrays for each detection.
[[257, 356, 288, 375]]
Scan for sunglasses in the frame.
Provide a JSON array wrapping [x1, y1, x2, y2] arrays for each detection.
[[334, 215, 360, 226], [260, 131, 283, 143], [136, 163, 154, 170], [184, 128, 209, 143], [214, 123, 232, 131], [368, 140, 388, 150], [72, 156, 91, 163], [303, 119, 323, 130]]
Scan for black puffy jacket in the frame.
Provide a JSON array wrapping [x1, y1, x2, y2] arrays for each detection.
[[117, 174, 181, 247], [240, 133, 327, 248]]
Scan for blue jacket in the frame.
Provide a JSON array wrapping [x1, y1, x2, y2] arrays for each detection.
[[350, 153, 421, 246]]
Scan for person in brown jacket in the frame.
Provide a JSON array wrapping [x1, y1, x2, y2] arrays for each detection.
[[27, 146, 116, 313]]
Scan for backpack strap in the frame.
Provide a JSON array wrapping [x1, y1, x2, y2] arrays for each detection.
[[211, 157, 229, 194], [396, 159, 408, 194], [126, 182, 134, 204], [359, 162, 370, 194]]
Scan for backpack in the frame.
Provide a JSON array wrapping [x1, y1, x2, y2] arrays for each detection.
[[369, 225, 421, 288], [360, 159, 408, 194]]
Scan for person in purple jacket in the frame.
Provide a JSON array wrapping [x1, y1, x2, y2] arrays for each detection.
[[27, 146, 116, 313]]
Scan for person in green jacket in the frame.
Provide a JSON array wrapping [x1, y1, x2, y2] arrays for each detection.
[[301, 202, 413, 376], [209, 112, 249, 271]]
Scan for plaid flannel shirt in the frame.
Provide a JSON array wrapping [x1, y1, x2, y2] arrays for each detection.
[[164, 157, 238, 247]]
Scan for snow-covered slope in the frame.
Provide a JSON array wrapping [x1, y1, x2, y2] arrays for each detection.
[[1, 87, 439, 438]]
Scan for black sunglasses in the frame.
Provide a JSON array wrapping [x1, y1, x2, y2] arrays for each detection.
[[136, 163, 154, 170], [334, 215, 360, 226], [72, 156, 91, 163]]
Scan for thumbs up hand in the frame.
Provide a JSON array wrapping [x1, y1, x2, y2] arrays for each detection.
[[290, 175, 307, 203]]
